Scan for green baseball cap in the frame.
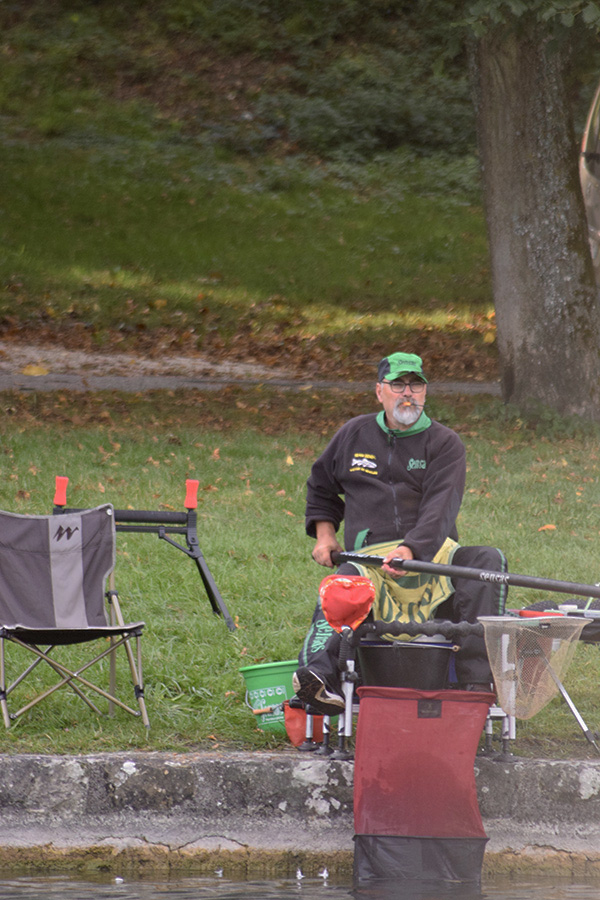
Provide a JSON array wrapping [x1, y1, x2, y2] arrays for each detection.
[[378, 352, 428, 383]]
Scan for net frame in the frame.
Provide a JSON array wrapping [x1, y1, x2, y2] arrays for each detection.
[[479, 615, 587, 719]]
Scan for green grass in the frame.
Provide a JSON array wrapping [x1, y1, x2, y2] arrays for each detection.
[[0, 389, 599, 759]]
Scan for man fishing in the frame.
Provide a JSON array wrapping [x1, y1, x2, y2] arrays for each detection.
[[292, 351, 507, 714]]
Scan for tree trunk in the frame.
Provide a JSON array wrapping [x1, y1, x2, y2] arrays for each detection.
[[472, 25, 600, 419]]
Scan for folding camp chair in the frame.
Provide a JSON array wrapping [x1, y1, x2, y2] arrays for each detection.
[[0, 504, 149, 729]]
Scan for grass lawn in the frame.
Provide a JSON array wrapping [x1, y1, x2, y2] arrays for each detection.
[[0, 388, 599, 759]]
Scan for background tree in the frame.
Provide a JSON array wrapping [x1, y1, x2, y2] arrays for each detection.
[[469, 1, 600, 418]]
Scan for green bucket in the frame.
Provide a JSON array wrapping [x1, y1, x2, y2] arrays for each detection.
[[240, 659, 297, 734]]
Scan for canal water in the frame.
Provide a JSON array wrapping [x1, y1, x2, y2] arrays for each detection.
[[1, 875, 600, 900]]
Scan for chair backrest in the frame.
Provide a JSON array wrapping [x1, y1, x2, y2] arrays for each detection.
[[0, 505, 115, 629]]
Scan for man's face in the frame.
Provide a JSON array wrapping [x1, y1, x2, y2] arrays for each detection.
[[376, 376, 427, 430]]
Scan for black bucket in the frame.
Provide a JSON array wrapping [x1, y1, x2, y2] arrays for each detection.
[[357, 639, 453, 690]]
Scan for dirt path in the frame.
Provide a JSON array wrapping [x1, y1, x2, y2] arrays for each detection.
[[0, 339, 292, 380], [0, 339, 500, 394]]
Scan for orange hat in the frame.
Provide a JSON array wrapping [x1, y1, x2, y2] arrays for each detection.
[[319, 574, 375, 632]]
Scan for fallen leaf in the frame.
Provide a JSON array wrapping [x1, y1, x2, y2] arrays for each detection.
[[212, 447, 220, 460], [21, 364, 49, 376], [538, 524, 556, 532], [286, 454, 294, 465]]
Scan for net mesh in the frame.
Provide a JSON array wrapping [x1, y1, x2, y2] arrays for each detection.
[[480, 615, 587, 719]]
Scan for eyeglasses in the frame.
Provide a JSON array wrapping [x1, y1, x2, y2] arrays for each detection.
[[382, 379, 426, 394]]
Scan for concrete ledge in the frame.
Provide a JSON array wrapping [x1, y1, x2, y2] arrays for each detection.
[[1, 751, 600, 877]]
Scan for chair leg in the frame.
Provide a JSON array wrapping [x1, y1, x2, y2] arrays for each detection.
[[481, 705, 516, 760], [108, 583, 149, 729], [109, 634, 117, 719], [1, 572, 149, 728], [330, 659, 355, 760], [134, 633, 150, 729], [0, 638, 11, 729], [7, 635, 145, 721], [7, 652, 47, 693], [8, 644, 104, 716], [108, 573, 117, 718], [36, 650, 104, 715]]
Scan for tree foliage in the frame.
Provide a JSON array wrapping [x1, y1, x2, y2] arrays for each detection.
[[158, 0, 476, 159], [466, 0, 600, 31]]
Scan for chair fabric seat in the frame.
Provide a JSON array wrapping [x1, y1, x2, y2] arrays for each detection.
[[2, 622, 145, 646]]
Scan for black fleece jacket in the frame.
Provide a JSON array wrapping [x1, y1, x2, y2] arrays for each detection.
[[305, 412, 466, 561]]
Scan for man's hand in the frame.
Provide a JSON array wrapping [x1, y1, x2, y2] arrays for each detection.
[[382, 543, 414, 577], [313, 522, 343, 568], [312, 536, 343, 567]]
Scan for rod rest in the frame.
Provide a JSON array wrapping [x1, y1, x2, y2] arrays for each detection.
[[55, 507, 189, 528], [114, 509, 188, 526], [346, 618, 484, 647]]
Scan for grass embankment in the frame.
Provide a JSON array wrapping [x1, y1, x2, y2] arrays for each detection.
[[0, 1, 496, 383], [0, 390, 600, 759]]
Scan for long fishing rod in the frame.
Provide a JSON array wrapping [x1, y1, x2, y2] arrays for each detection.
[[331, 551, 600, 600]]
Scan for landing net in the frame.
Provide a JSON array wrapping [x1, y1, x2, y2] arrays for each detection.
[[479, 615, 587, 719]]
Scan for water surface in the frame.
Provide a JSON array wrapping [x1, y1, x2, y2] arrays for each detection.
[[1, 875, 600, 900]]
